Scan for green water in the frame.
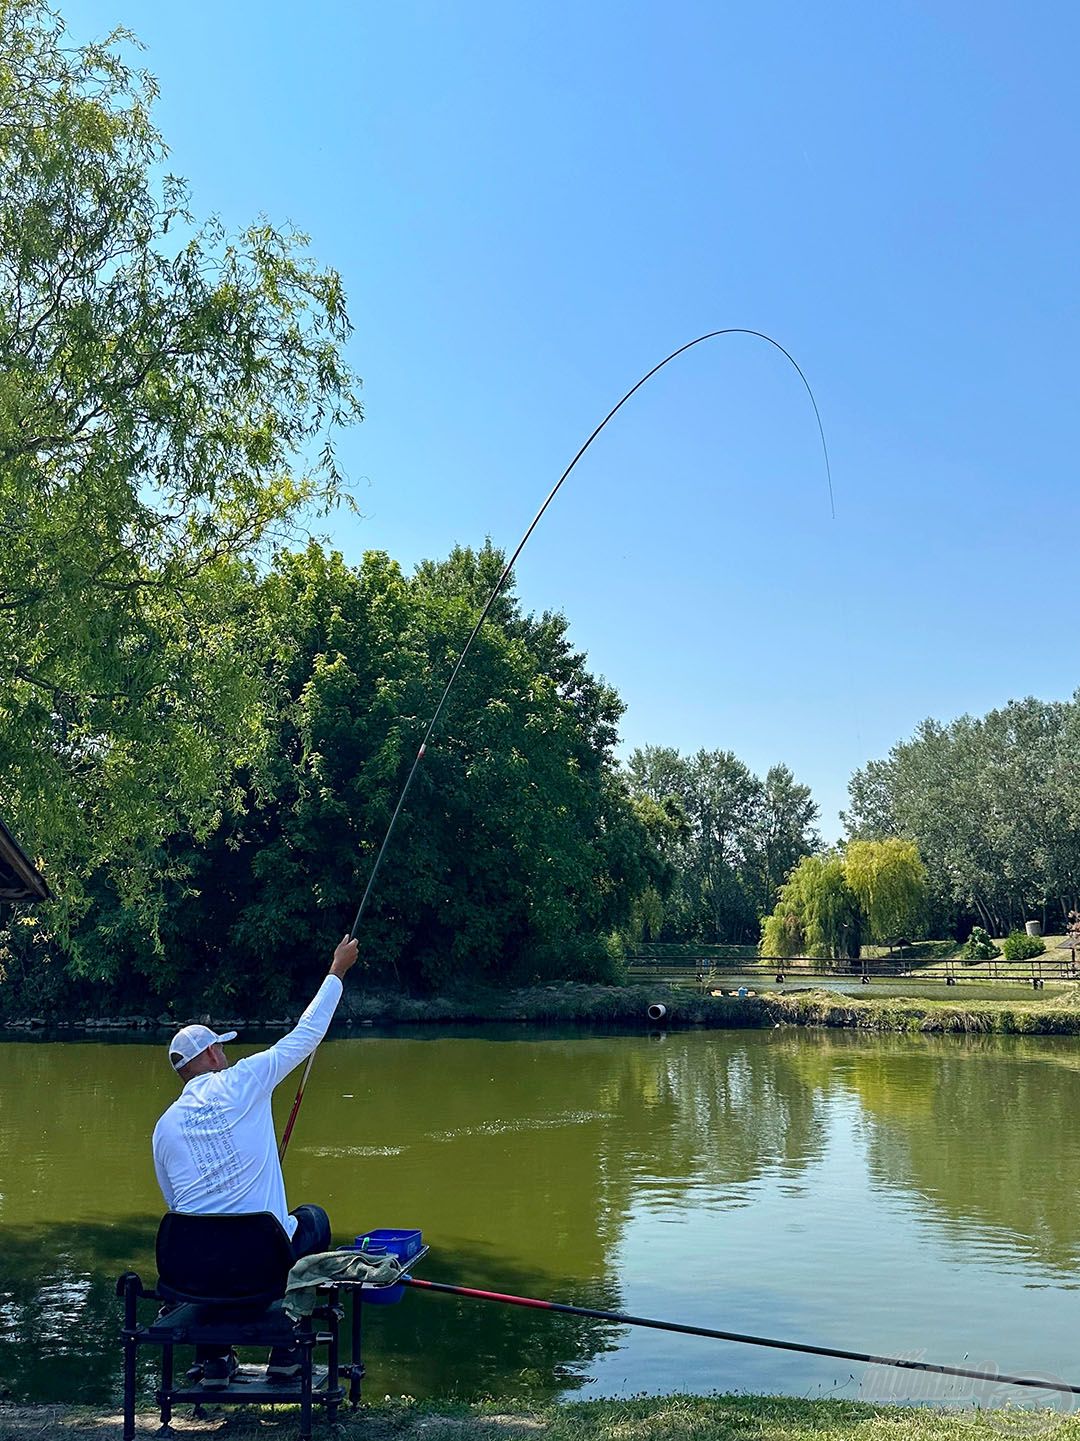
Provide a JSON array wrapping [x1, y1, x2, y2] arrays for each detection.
[[3, 1025, 1080, 1411]]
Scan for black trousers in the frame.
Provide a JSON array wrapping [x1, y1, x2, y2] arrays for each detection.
[[289, 1203, 331, 1261]]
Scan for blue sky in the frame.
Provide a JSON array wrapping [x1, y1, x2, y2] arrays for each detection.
[[77, 2, 1080, 838]]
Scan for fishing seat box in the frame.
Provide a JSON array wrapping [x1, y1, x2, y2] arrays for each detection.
[[116, 1211, 347, 1441]]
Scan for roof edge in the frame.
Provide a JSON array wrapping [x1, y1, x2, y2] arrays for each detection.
[[0, 815, 51, 902]]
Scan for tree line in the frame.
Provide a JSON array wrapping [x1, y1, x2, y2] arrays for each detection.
[[622, 690, 1080, 959], [6, 5, 1080, 1011], [0, 3, 822, 1009], [13, 540, 674, 1009], [844, 696, 1080, 938], [622, 748, 820, 945]]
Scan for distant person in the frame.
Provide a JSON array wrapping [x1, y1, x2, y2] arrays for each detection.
[[152, 933, 359, 1385]]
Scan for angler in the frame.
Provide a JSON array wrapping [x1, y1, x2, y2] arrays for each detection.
[[151, 932, 360, 1386]]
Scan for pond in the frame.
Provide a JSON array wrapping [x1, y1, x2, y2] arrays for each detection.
[[2, 1024, 1080, 1412]]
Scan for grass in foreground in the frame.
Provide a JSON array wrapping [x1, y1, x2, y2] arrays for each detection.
[[4, 1394, 1080, 1440]]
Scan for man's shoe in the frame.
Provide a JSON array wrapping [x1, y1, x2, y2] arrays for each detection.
[[200, 1352, 239, 1389], [266, 1344, 302, 1380]]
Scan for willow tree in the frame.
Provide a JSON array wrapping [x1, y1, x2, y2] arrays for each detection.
[[760, 852, 861, 960], [843, 838, 926, 950], [0, 3, 361, 949]]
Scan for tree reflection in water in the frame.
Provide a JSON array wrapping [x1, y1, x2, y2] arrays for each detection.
[[2, 1027, 1079, 1404]]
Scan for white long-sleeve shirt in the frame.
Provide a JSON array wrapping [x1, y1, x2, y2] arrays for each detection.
[[152, 975, 343, 1238]]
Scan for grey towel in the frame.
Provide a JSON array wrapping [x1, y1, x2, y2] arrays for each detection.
[[283, 1248, 404, 1319]]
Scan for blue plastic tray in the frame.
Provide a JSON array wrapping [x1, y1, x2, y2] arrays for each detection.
[[351, 1227, 422, 1260], [342, 1228, 423, 1304]]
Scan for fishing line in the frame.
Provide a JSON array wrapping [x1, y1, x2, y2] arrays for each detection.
[[278, 329, 833, 1161], [403, 1276, 1079, 1398]]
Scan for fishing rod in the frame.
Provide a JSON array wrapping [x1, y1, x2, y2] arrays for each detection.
[[403, 1276, 1080, 1398], [278, 329, 833, 1162]]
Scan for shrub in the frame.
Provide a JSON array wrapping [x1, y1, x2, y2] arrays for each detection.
[[1002, 930, 1046, 961], [962, 926, 1000, 960]]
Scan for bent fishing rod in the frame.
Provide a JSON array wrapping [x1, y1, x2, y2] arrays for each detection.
[[403, 1275, 1080, 1398], [278, 329, 833, 1161]]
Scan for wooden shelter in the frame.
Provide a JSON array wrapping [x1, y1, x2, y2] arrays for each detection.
[[0, 815, 50, 902]]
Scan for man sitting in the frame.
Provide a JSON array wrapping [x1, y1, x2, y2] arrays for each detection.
[[152, 934, 359, 1385]]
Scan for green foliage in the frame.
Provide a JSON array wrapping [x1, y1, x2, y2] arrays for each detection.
[[846, 696, 1080, 937], [760, 907, 803, 959], [842, 838, 927, 944], [625, 748, 819, 944], [759, 852, 861, 959], [760, 836, 928, 960], [766, 988, 1080, 1036], [1001, 930, 1046, 960], [962, 927, 999, 960], [66, 542, 666, 1003], [0, 2, 361, 944]]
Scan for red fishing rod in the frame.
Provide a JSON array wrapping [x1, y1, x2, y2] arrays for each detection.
[[278, 329, 834, 1161], [402, 1276, 1080, 1397]]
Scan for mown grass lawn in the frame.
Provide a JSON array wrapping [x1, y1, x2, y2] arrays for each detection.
[[422, 1395, 1080, 1440], [5, 1395, 1080, 1440]]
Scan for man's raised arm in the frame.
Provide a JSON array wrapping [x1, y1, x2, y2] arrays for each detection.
[[239, 935, 359, 1094]]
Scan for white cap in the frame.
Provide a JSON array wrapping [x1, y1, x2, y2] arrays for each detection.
[[167, 1023, 237, 1071]]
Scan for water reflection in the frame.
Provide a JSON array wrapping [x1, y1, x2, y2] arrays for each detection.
[[0, 1219, 158, 1403], [1, 1027, 1079, 1404], [834, 1032, 1080, 1276], [606, 1037, 833, 1198]]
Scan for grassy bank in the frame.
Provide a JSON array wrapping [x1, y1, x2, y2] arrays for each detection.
[[344, 979, 1080, 1035], [0, 983, 763, 1035], [3, 1395, 1079, 1440], [763, 984, 1080, 1034]]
